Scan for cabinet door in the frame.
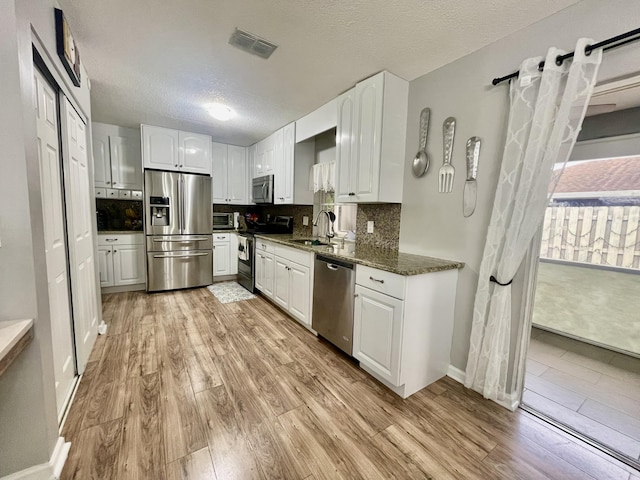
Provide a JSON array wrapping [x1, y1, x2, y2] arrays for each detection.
[[263, 131, 278, 176], [227, 145, 247, 204], [353, 74, 383, 202], [97, 246, 114, 287], [273, 257, 290, 310], [275, 123, 295, 204], [335, 89, 355, 202], [180, 131, 212, 175], [113, 244, 146, 285], [213, 242, 230, 276], [262, 252, 275, 298], [255, 252, 265, 292], [93, 131, 112, 188], [211, 142, 228, 203], [110, 135, 142, 189], [255, 139, 265, 177], [142, 125, 179, 171], [247, 144, 257, 203], [288, 262, 311, 325], [229, 234, 239, 275], [353, 285, 403, 386]]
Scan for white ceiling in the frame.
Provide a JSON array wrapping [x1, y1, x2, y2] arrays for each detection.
[[59, 0, 579, 146]]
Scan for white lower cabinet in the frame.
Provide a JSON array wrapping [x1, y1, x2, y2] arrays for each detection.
[[213, 233, 239, 277], [98, 234, 145, 288], [353, 264, 458, 398], [255, 240, 313, 328]]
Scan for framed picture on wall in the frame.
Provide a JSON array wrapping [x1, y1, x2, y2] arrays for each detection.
[[54, 8, 81, 87]]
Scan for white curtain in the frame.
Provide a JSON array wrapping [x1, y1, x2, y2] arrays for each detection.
[[464, 39, 602, 405], [310, 161, 335, 192]]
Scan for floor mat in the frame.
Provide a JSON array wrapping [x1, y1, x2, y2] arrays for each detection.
[[207, 281, 256, 304]]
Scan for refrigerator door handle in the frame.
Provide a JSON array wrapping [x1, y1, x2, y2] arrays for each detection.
[[177, 175, 183, 233]]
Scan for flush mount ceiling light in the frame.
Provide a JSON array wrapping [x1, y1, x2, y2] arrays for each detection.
[[206, 103, 235, 121], [228, 28, 278, 59]]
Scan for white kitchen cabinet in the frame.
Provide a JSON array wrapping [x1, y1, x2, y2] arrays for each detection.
[[98, 234, 145, 288], [142, 124, 212, 175], [336, 71, 408, 203], [256, 242, 314, 327], [92, 122, 142, 190], [212, 142, 248, 204], [247, 143, 257, 204], [352, 264, 458, 399], [213, 233, 238, 277], [295, 97, 337, 143], [255, 134, 275, 177], [273, 123, 314, 205]]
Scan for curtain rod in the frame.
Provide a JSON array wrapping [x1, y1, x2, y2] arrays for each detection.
[[491, 26, 640, 86]]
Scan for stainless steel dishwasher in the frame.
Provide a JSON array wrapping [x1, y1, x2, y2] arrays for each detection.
[[312, 255, 355, 355]]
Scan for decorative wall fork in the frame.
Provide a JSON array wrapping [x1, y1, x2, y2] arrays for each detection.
[[438, 117, 456, 193]]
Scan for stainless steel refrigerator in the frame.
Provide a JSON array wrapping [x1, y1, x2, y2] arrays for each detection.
[[145, 170, 212, 292]]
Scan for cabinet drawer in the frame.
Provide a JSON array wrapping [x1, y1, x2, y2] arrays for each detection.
[[356, 265, 405, 300], [118, 190, 131, 199], [107, 188, 119, 198], [255, 239, 275, 254], [95, 188, 107, 198], [213, 233, 231, 242], [98, 233, 145, 246], [275, 245, 313, 267], [131, 190, 143, 199]]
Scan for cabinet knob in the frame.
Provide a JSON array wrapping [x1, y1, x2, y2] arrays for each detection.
[[354, 293, 359, 298], [106, 250, 110, 255], [113, 249, 117, 253], [349, 192, 356, 196], [174, 164, 178, 167], [369, 276, 384, 284]]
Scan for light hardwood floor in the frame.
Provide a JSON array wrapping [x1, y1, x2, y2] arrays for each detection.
[[61, 289, 638, 479]]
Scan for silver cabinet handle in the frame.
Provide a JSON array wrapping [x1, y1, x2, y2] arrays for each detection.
[[104, 238, 118, 242], [153, 252, 208, 258], [369, 276, 384, 284]]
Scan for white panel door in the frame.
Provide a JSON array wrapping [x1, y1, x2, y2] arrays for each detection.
[[142, 125, 179, 171], [336, 89, 355, 202], [213, 242, 230, 276], [353, 75, 383, 201], [92, 131, 111, 188], [62, 97, 100, 374], [211, 142, 228, 203], [273, 258, 290, 310], [227, 145, 247, 204], [276, 123, 295, 204], [353, 285, 403, 386], [288, 262, 311, 325], [229, 234, 239, 275], [262, 252, 275, 298], [97, 246, 113, 287], [113, 244, 145, 285], [255, 252, 265, 292], [179, 131, 211, 175], [110, 135, 142, 190], [35, 70, 76, 418], [263, 132, 277, 175]]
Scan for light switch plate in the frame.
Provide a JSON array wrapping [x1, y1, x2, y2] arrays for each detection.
[[303, 216, 309, 226], [367, 221, 374, 233]]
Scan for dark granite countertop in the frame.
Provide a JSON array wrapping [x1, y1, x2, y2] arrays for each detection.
[[98, 230, 144, 235], [254, 234, 464, 276]]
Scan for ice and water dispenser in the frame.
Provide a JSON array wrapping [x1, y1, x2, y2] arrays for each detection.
[[149, 196, 170, 226]]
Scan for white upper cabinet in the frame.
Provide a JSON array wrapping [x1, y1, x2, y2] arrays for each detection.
[[92, 122, 142, 190], [211, 142, 247, 205], [247, 143, 257, 204], [295, 97, 338, 143], [255, 134, 275, 177], [273, 122, 313, 205], [335, 71, 408, 203], [142, 124, 211, 175], [179, 131, 211, 175]]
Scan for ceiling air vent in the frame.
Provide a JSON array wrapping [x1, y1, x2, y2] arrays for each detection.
[[229, 28, 278, 59]]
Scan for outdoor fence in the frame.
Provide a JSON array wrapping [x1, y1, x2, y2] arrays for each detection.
[[540, 205, 640, 269]]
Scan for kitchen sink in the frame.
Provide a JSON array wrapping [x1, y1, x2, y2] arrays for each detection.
[[290, 239, 329, 246]]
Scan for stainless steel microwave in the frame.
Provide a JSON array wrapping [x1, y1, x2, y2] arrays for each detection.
[[213, 212, 234, 230], [252, 175, 274, 204]]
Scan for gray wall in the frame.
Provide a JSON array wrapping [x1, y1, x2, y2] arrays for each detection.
[[579, 107, 640, 141], [399, 0, 640, 376], [0, 0, 93, 475]]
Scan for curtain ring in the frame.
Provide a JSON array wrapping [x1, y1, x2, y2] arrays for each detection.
[[585, 45, 593, 56], [490, 275, 513, 286], [537, 61, 544, 72], [555, 55, 564, 66]]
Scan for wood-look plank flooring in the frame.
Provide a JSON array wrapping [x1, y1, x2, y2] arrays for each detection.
[[61, 289, 638, 479]]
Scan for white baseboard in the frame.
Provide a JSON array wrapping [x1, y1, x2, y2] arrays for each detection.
[[1, 437, 70, 480], [445, 364, 520, 411]]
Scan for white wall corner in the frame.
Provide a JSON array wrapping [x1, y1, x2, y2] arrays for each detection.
[[446, 364, 520, 411], [0, 437, 70, 480]]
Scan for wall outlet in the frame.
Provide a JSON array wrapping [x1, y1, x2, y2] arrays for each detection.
[[367, 221, 374, 233], [303, 216, 309, 226]]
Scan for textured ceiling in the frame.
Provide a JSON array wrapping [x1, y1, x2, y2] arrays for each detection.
[[58, 0, 579, 146]]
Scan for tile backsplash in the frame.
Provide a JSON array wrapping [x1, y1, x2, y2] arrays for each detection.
[[356, 203, 401, 250], [213, 203, 313, 237]]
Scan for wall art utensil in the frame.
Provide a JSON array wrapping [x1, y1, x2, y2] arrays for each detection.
[[463, 137, 481, 217], [412, 108, 430, 177], [438, 117, 456, 193]]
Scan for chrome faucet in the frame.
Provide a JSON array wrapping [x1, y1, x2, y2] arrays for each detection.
[[313, 210, 335, 240]]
